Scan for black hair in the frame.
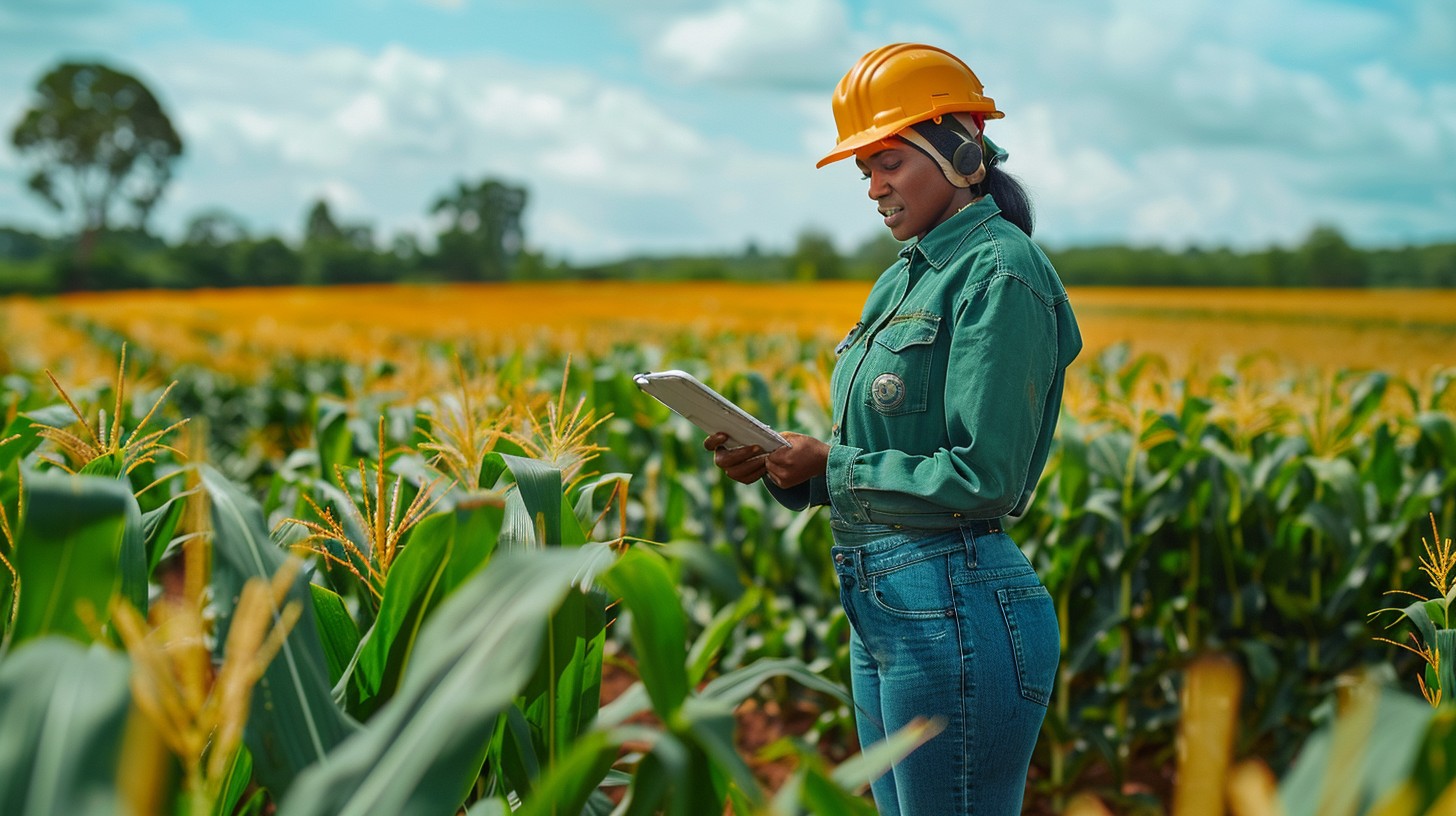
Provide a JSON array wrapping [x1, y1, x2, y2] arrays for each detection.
[[977, 163, 1034, 237]]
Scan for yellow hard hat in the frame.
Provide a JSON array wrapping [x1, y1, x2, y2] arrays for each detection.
[[817, 43, 1004, 169]]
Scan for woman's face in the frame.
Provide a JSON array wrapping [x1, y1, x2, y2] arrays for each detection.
[[855, 142, 971, 242]]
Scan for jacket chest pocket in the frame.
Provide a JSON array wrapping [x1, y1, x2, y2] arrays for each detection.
[[863, 313, 940, 416]]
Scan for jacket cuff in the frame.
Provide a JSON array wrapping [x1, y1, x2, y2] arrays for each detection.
[[826, 444, 863, 522], [764, 474, 830, 510]]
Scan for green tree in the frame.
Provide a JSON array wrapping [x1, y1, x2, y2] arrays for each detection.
[[301, 199, 389, 284], [430, 178, 527, 281], [850, 231, 904, 278], [173, 209, 248, 287], [185, 208, 249, 247], [1302, 224, 1367, 288], [304, 199, 344, 245], [10, 62, 183, 290], [786, 228, 843, 281], [0, 226, 53, 261], [237, 237, 303, 287]]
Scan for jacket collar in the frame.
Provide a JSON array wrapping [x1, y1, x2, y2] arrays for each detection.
[[899, 194, 1002, 271]]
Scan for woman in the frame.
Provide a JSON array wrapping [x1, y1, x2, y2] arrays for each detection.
[[706, 43, 1081, 815]]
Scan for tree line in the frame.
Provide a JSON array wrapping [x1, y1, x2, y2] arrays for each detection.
[[3, 60, 1453, 294]]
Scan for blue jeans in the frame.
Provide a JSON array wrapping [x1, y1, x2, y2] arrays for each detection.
[[830, 519, 1059, 815]]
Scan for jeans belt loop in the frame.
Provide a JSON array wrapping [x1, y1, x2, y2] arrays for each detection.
[[853, 549, 869, 591], [961, 524, 979, 569]]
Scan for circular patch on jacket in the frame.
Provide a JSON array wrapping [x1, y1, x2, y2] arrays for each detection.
[[871, 373, 906, 411]]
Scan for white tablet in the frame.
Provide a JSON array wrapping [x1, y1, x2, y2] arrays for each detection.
[[633, 370, 789, 451]]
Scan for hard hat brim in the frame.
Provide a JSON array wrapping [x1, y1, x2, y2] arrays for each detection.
[[816, 106, 1004, 169]]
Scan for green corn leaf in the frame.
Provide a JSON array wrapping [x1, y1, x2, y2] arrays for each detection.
[[697, 657, 852, 712], [234, 790, 269, 816], [496, 703, 540, 798], [10, 471, 132, 646], [497, 453, 564, 547], [354, 504, 501, 712], [572, 472, 630, 535], [661, 540, 745, 602], [0, 408, 59, 472], [766, 723, 923, 815], [464, 796, 510, 816], [829, 717, 940, 794], [501, 488, 539, 553], [1334, 371, 1389, 443], [518, 583, 608, 773], [77, 450, 125, 478], [354, 512, 453, 712], [511, 729, 618, 816], [581, 790, 616, 816], [204, 466, 359, 796], [686, 586, 762, 686], [596, 679, 652, 729], [1415, 412, 1456, 469], [212, 745, 255, 816], [1438, 629, 1456, 703], [1385, 599, 1440, 651], [615, 728, 691, 816], [780, 766, 885, 815], [307, 583, 360, 689], [1406, 705, 1456, 811], [312, 399, 354, 487], [680, 695, 757, 809], [1278, 685, 1432, 816], [277, 543, 616, 816], [140, 491, 186, 574], [0, 638, 132, 816], [118, 485, 147, 618], [599, 545, 689, 720]]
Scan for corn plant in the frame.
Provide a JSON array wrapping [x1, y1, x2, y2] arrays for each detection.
[[1371, 514, 1456, 706], [0, 355, 922, 815], [8, 288, 1456, 812]]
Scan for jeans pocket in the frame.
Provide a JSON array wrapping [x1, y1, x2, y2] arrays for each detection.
[[868, 553, 954, 619], [997, 584, 1059, 706]]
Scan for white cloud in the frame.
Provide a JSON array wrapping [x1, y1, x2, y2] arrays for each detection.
[[649, 0, 854, 88], [912, 0, 1456, 249], [0, 0, 1451, 259], [59, 38, 760, 258]]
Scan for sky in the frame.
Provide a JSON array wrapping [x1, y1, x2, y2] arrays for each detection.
[[0, 0, 1453, 264]]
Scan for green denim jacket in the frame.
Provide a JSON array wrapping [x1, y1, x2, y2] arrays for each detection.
[[770, 195, 1082, 526]]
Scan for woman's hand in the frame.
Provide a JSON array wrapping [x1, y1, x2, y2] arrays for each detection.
[[703, 432, 769, 484], [765, 432, 829, 489], [705, 431, 830, 488]]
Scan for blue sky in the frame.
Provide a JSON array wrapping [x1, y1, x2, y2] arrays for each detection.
[[1, 0, 1452, 263]]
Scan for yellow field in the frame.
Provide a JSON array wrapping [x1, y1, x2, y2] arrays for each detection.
[[4, 283, 1454, 389]]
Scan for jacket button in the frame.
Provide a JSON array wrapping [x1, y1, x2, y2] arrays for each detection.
[[952, 512, 963, 518], [834, 553, 845, 564]]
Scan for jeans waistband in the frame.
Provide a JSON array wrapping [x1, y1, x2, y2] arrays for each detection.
[[829, 514, 1003, 538], [828, 517, 1028, 589]]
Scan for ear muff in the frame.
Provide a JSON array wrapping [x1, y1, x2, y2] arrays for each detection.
[[951, 137, 983, 176], [908, 118, 985, 178]]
